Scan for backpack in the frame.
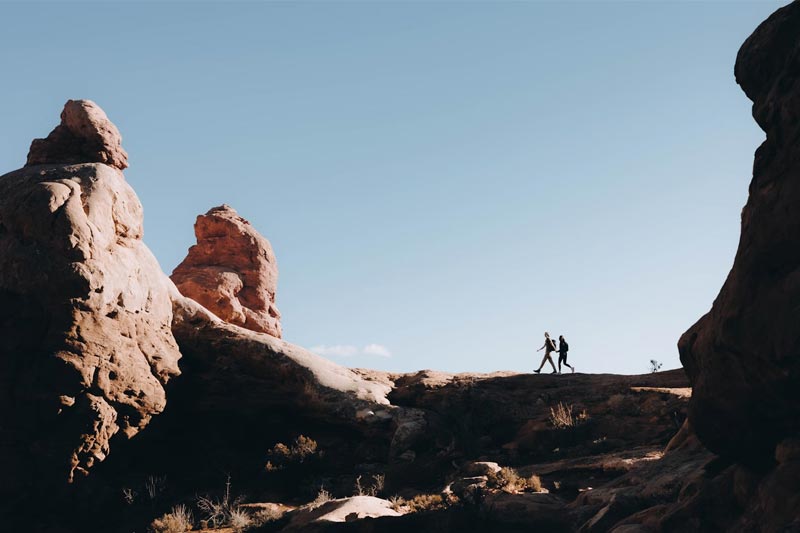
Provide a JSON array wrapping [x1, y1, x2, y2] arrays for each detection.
[[548, 338, 556, 351]]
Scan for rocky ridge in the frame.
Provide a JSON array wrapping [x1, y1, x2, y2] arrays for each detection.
[[4, 5, 800, 528]]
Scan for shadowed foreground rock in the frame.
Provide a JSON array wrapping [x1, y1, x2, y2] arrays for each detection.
[[0, 153, 180, 488], [678, 0, 800, 463], [172, 204, 283, 337], [672, 2, 800, 531]]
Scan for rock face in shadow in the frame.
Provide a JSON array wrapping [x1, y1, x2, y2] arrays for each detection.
[[26, 99, 129, 170], [0, 101, 180, 490], [172, 205, 282, 338], [678, 1, 800, 463]]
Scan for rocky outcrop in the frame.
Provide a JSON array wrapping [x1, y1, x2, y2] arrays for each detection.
[[26, 99, 129, 170], [172, 205, 282, 337], [0, 101, 180, 489], [678, 1, 800, 463]]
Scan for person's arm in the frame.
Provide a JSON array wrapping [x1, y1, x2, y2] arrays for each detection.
[[537, 343, 545, 351]]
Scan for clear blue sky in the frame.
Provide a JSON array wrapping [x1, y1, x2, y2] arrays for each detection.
[[0, 1, 783, 374]]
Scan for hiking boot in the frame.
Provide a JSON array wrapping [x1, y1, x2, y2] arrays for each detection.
[[551, 371, 558, 374], [534, 369, 541, 374], [571, 367, 575, 373]]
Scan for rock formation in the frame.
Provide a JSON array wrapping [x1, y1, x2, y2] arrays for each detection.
[[171, 204, 282, 337], [26, 99, 129, 170], [0, 100, 179, 489], [678, 0, 800, 463]]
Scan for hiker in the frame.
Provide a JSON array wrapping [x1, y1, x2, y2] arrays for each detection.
[[534, 332, 558, 374], [558, 335, 574, 374]]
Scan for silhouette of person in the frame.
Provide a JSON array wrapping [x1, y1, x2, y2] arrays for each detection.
[[534, 332, 558, 374], [558, 335, 574, 374]]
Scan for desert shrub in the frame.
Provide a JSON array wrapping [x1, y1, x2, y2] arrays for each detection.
[[253, 506, 284, 525], [309, 487, 332, 509], [650, 359, 663, 373], [265, 435, 319, 471], [487, 467, 524, 492], [406, 493, 446, 513], [229, 508, 252, 532], [527, 474, 543, 492], [549, 402, 575, 429], [488, 467, 543, 493], [388, 495, 405, 512], [354, 473, 385, 497], [150, 504, 193, 533], [196, 476, 245, 529]]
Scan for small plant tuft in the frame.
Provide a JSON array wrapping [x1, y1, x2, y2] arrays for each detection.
[[229, 508, 252, 532], [150, 504, 193, 533], [549, 402, 575, 429], [265, 435, 319, 471], [406, 493, 446, 513], [309, 487, 332, 509], [650, 359, 663, 373], [388, 495, 405, 512]]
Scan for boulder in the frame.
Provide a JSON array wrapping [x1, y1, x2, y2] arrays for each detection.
[[0, 157, 181, 486], [26, 99, 128, 170], [678, 1, 800, 462], [171, 204, 282, 337]]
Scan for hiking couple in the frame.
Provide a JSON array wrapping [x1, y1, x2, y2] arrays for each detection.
[[534, 332, 574, 374]]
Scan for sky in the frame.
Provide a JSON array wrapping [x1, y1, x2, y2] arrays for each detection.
[[0, 1, 785, 375]]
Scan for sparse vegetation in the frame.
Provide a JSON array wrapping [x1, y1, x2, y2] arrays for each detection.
[[388, 495, 406, 512], [229, 508, 252, 532], [527, 474, 543, 492], [265, 435, 320, 471], [487, 467, 544, 493], [196, 476, 245, 529], [122, 487, 137, 505], [150, 504, 193, 533], [406, 493, 446, 513], [549, 402, 576, 429], [354, 473, 385, 497], [650, 359, 663, 373], [309, 487, 332, 509]]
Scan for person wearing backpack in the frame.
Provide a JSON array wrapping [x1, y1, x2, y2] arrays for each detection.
[[558, 335, 574, 374], [534, 332, 558, 374]]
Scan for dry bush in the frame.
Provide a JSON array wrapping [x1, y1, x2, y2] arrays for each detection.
[[229, 508, 252, 532], [196, 476, 245, 529], [309, 488, 332, 509], [527, 474, 543, 492], [265, 435, 319, 471], [549, 402, 575, 429], [487, 467, 524, 492], [406, 493, 446, 513], [150, 504, 193, 533], [488, 467, 543, 493], [354, 473, 385, 497], [388, 495, 405, 512]]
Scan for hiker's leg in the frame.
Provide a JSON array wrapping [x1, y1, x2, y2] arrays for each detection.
[[547, 354, 557, 372], [536, 354, 547, 371]]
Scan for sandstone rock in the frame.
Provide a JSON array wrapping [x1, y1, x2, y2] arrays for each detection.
[[26, 100, 128, 170], [678, 1, 800, 462], [171, 205, 282, 337], [283, 496, 401, 531], [0, 160, 180, 486]]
